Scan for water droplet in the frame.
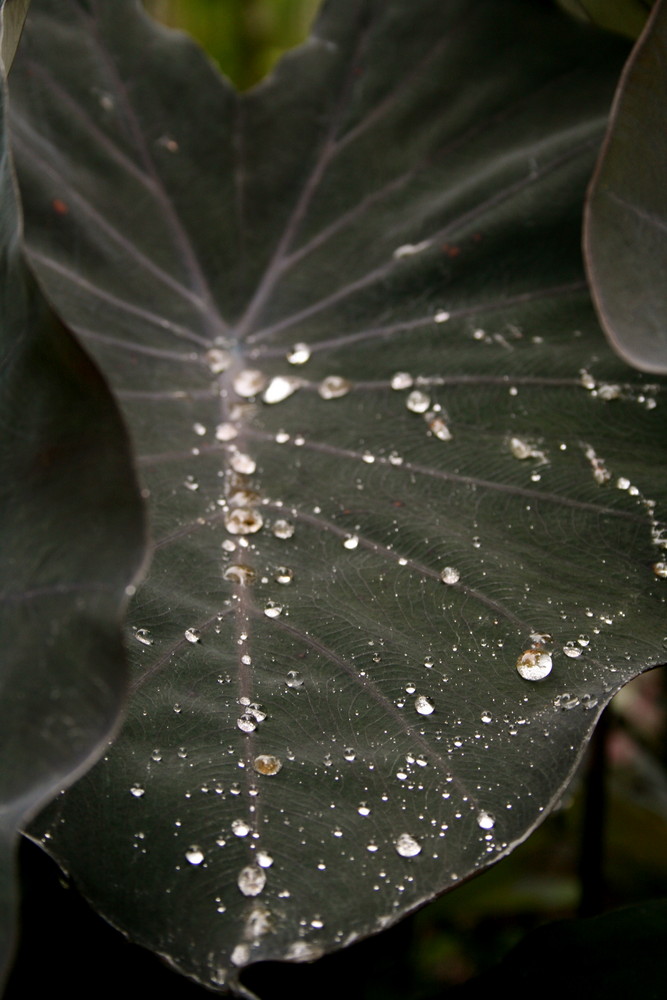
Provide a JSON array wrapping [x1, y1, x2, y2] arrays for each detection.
[[275, 566, 294, 585], [247, 703, 267, 723], [426, 412, 452, 441], [264, 601, 283, 619], [230, 451, 256, 475], [434, 309, 450, 323], [440, 566, 460, 585], [393, 240, 430, 258], [234, 369, 267, 398], [232, 819, 251, 837], [225, 508, 263, 535], [185, 846, 205, 865], [395, 833, 422, 858], [150, 749, 162, 762], [578, 634, 590, 647], [287, 343, 311, 365], [223, 564, 255, 585], [134, 628, 153, 646], [238, 865, 266, 897], [184, 628, 201, 644], [318, 375, 352, 399], [653, 561, 667, 579], [554, 693, 580, 710], [215, 421, 237, 442], [391, 372, 413, 390], [343, 747, 356, 761], [192, 422, 206, 437], [516, 648, 553, 681], [477, 810, 495, 830], [562, 641, 582, 658], [406, 389, 430, 413], [130, 784, 145, 798], [343, 534, 359, 550], [256, 850, 274, 868], [480, 712, 492, 724], [253, 754, 283, 776], [263, 375, 301, 404], [358, 804, 371, 816], [272, 519, 295, 539], [183, 476, 199, 491], [206, 348, 231, 374], [285, 670, 303, 688], [415, 695, 434, 715], [237, 714, 257, 733]]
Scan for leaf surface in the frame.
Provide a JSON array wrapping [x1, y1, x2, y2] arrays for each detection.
[[8, 0, 667, 992], [585, 0, 667, 372], [0, 0, 146, 984]]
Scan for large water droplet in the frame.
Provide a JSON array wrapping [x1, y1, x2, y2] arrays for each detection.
[[237, 714, 257, 733], [185, 846, 205, 865], [234, 369, 267, 398], [275, 566, 294, 585], [225, 508, 264, 535], [516, 648, 553, 681], [253, 754, 283, 776], [318, 375, 351, 399], [415, 695, 435, 716], [237, 865, 266, 897], [395, 833, 422, 858], [184, 628, 201, 644]]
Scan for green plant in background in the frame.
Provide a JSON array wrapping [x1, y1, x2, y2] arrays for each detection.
[[2, 0, 667, 997]]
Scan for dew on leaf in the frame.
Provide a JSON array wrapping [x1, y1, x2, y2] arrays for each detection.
[[264, 601, 283, 619], [223, 564, 256, 585], [562, 641, 582, 658], [233, 369, 267, 397], [192, 422, 206, 436], [394, 833, 422, 858], [232, 819, 251, 837], [415, 695, 434, 716], [263, 375, 301, 404], [256, 850, 274, 868], [205, 348, 231, 373], [275, 566, 294, 584], [477, 810, 495, 830], [653, 561, 667, 579], [318, 375, 351, 399], [247, 703, 267, 723], [215, 421, 237, 441], [134, 628, 153, 646], [237, 714, 257, 733], [393, 239, 431, 258], [230, 451, 256, 475], [285, 670, 303, 688], [129, 784, 145, 798], [185, 846, 205, 865], [440, 566, 460, 585], [237, 865, 266, 897], [286, 342, 311, 365], [516, 648, 553, 681], [406, 389, 430, 413], [184, 628, 201, 644], [225, 508, 263, 535], [426, 412, 452, 441], [391, 371, 413, 390], [272, 519, 295, 539], [434, 309, 450, 322], [253, 754, 283, 776], [343, 534, 359, 550]]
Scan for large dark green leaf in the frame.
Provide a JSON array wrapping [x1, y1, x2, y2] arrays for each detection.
[[585, 0, 667, 373], [7, 0, 667, 993], [0, 0, 146, 986]]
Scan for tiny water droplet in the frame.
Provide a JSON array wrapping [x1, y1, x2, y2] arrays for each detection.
[[184, 628, 201, 644], [215, 421, 237, 441], [130, 784, 145, 798], [225, 508, 264, 535], [272, 519, 295, 539], [256, 850, 274, 868], [275, 566, 294, 585], [395, 833, 422, 858], [285, 670, 303, 688], [318, 375, 351, 399], [247, 703, 267, 723], [653, 561, 667, 579], [358, 804, 371, 816], [554, 693, 580, 710], [253, 754, 283, 776], [415, 695, 434, 715], [406, 390, 430, 413], [516, 649, 552, 681], [234, 369, 267, 398], [287, 343, 311, 365], [477, 810, 495, 830], [185, 846, 205, 865], [150, 749, 162, 762], [440, 566, 460, 585], [238, 865, 266, 897], [434, 310, 450, 323], [426, 412, 452, 441], [134, 628, 153, 646]]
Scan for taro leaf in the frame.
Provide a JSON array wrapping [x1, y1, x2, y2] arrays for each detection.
[[585, 0, 667, 373], [0, 2, 146, 986], [7, 0, 667, 993]]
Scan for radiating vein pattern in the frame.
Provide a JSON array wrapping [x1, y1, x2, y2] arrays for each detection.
[[9, 0, 667, 992]]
